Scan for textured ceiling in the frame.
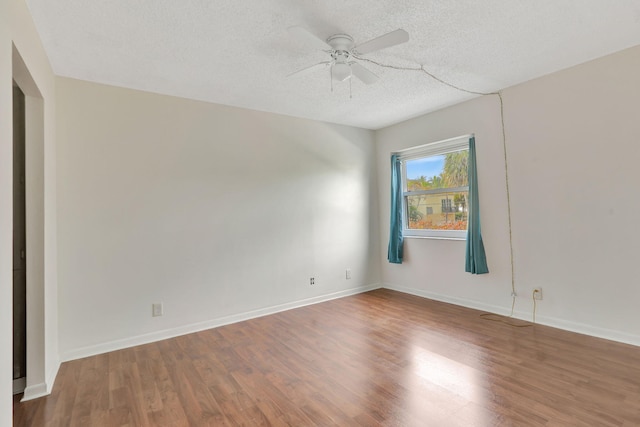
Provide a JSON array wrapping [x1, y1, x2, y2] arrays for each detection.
[[26, 0, 640, 129]]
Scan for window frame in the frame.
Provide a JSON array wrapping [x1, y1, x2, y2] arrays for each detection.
[[397, 135, 471, 240]]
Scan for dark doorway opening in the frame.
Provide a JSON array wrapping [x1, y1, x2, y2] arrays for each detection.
[[13, 82, 27, 394]]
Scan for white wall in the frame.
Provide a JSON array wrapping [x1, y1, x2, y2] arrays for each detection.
[[1, 0, 59, 422], [56, 77, 381, 359], [377, 45, 640, 345], [377, 94, 513, 316]]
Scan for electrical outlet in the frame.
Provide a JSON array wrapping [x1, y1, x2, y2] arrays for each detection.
[[533, 288, 543, 300], [346, 269, 352, 279], [152, 302, 163, 317], [310, 277, 315, 285]]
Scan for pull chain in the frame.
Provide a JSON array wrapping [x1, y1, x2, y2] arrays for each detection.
[[330, 68, 333, 92]]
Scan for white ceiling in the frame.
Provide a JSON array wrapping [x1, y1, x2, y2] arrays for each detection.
[[26, 0, 640, 130]]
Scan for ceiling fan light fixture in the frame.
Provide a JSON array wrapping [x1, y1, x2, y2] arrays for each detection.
[[332, 62, 351, 82]]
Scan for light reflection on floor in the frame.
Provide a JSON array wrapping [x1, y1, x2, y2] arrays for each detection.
[[406, 344, 487, 424]]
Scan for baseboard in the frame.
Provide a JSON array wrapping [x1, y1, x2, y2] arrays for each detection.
[[531, 313, 640, 348], [383, 283, 640, 348], [62, 284, 382, 362], [20, 357, 60, 401], [21, 383, 47, 401], [383, 283, 513, 317]]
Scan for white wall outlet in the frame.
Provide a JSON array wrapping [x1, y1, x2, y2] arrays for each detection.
[[533, 288, 543, 300], [152, 302, 163, 317], [310, 277, 315, 285], [346, 269, 352, 279]]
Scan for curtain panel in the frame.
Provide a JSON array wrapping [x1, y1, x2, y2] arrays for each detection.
[[387, 154, 404, 264], [465, 136, 489, 274]]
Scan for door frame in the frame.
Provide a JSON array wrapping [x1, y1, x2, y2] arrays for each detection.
[[12, 45, 46, 401], [12, 82, 27, 395]]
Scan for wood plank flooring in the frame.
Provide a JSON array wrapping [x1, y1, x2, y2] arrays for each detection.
[[13, 289, 640, 426]]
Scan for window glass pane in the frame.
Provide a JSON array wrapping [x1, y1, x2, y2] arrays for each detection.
[[406, 151, 469, 189], [406, 155, 446, 189], [406, 191, 468, 230]]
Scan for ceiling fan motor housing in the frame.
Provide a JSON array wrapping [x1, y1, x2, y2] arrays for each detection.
[[326, 34, 355, 52]]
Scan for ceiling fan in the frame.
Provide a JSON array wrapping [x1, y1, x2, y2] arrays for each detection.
[[287, 26, 409, 85]]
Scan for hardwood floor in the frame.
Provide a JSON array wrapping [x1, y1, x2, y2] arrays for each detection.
[[13, 289, 640, 426]]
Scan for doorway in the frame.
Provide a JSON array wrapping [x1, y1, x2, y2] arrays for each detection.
[[13, 82, 27, 394]]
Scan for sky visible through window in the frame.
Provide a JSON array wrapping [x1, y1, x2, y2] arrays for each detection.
[[406, 155, 445, 180]]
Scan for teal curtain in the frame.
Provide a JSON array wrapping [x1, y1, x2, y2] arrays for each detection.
[[388, 154, 404, 264], [465, 137, 489, 274]]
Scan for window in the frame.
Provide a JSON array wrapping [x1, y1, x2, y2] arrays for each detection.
[[398, 136, 470, 239]]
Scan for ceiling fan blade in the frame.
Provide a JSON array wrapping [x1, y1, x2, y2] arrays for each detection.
[[286, 61, 331, 79], [350, 62, 379, 84], [354, 29, 409, 55], [287, 26, 331, 50]]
